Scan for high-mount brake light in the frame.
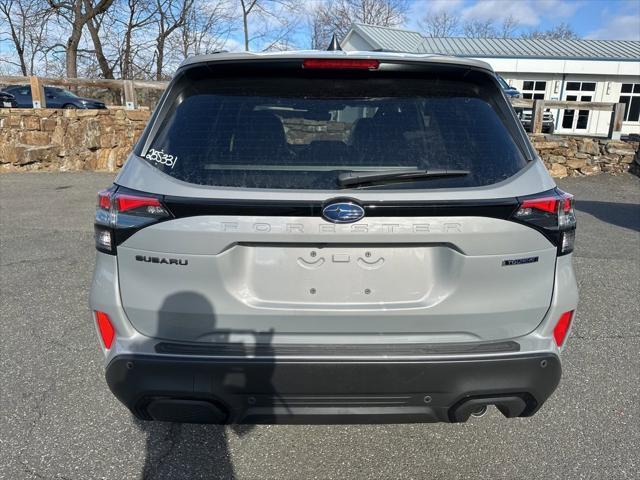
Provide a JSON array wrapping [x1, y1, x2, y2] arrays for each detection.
[[303, 59, 380, 70], [512, 189, 576, 255], [94, 187, 171, 255]]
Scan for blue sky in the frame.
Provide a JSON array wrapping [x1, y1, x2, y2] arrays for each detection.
[[240, 0, 640, 52], [403, 0, 640, 40]]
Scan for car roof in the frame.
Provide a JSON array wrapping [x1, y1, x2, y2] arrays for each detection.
[[4, 85, 63, 91], [178, 50, 494, 73]]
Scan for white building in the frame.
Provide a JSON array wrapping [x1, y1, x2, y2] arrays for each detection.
[[342, 24, 640, 136]]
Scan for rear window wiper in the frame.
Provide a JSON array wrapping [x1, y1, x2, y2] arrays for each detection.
[[337, 168, 471, 188]]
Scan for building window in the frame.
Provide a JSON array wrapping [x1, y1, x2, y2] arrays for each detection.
[[619, 83, 640, 122], [522, 81, 547, 99], [562, 82, 596, 130]]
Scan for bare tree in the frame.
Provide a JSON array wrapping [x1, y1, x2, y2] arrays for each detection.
[[522, 22, 579, 40], [70, 0, 157, 80], [308, 1, 341, 49], [47, 0, 115, 78], [152, 0, 193, 80], [117, 0, 156, 79], [239, 0, 257, 50], [0, 0, 52, 75], [85, 1, 117, 78], [239, 0, 302, 52], [500, 15, 519, 39], [175, 0, 234, 57], [463, 19, 495, 38], [419, 9, 459, 38], [308, 0, 407, 50]]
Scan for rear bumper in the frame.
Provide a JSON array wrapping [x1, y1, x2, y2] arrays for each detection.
[[106, 352, 561, 424]]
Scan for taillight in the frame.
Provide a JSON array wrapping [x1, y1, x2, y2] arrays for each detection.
[[553, 310, 574, 347], [512, 189, 576, 255], [303, 58, 380, 70], [95, 311, 115, 349], [95, 186, 170, 254], [116, 194, 167, 215]]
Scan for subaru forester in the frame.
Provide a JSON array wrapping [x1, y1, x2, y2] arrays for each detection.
[[90, 51, 578, 424]]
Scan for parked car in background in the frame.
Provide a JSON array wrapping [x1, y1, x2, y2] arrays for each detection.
[[2, 85, 106, 109], [494, 74, 556, 134], [91, 51, 578, 425], [0, 90, 18, 108], [519, 109, 556, 134], [496, 74, 520, 98]]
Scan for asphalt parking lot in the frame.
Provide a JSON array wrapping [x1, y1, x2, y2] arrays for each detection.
[[1, 171, 638, 480]]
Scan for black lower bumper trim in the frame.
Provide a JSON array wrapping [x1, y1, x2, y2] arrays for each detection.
[[105, 353, 561, 424]]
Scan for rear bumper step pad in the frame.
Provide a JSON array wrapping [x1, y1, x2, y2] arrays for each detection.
[[155, 340, 520, 356]]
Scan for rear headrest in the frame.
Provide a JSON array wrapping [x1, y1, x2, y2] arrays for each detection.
[[232, 111, 288, 161], [350, 118, 377, 146], [351, 114, 413, 164]]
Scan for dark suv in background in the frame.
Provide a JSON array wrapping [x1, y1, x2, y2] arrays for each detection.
[[1, 85, 106, 109]]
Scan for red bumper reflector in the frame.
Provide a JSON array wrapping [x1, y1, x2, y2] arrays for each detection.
[[303, 59, 380, 70], [553, 310, 574, 346], [97, 190, 112, 210], [95, 311, 115, 349]]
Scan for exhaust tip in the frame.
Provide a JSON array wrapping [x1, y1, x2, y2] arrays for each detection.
[[449, 394, 531, 422], [470, 405, 488, 418]]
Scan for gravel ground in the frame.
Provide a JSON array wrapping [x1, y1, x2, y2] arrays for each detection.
[[0, 171, 638, 480]]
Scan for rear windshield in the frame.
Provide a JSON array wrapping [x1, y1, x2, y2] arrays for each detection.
[[139, 64, 528, 190]]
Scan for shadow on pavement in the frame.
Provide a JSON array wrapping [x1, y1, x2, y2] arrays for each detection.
[[137, 421, 235, 479], [576, 200, 640, 232], [130, 291, 278, 479]]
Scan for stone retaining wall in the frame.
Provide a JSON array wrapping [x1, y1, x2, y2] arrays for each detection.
[[530, 134, 638, 178], [0, 108, 150, 172], [1, 108, 638, 176]]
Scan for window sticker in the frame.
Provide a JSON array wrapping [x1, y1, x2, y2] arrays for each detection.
[[145, 148, 178, 169]]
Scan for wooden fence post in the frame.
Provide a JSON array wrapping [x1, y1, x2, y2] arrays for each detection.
[[123, 80, 136, 110], [531, 99, 545, 134], [609, 102, 625, 140], [29, 76, 46, 108]]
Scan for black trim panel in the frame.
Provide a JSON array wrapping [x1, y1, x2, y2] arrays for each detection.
[[105, 352, 561, 424], [161, 194, 519, 219]]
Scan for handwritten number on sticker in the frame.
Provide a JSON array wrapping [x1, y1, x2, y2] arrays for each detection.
[[145, 148, 178, 169]]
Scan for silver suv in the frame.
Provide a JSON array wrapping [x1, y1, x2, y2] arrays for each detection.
[[90, 51, 578, 424]]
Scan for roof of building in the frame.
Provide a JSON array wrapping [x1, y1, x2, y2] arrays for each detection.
[[346, 23, 640, 62], [344, 23, 426, 53]]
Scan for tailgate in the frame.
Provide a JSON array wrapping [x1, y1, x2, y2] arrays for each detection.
[[117, 214, 556, 343]]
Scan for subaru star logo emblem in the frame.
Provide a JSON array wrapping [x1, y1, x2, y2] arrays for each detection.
[[322, 201, 365, 223]]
